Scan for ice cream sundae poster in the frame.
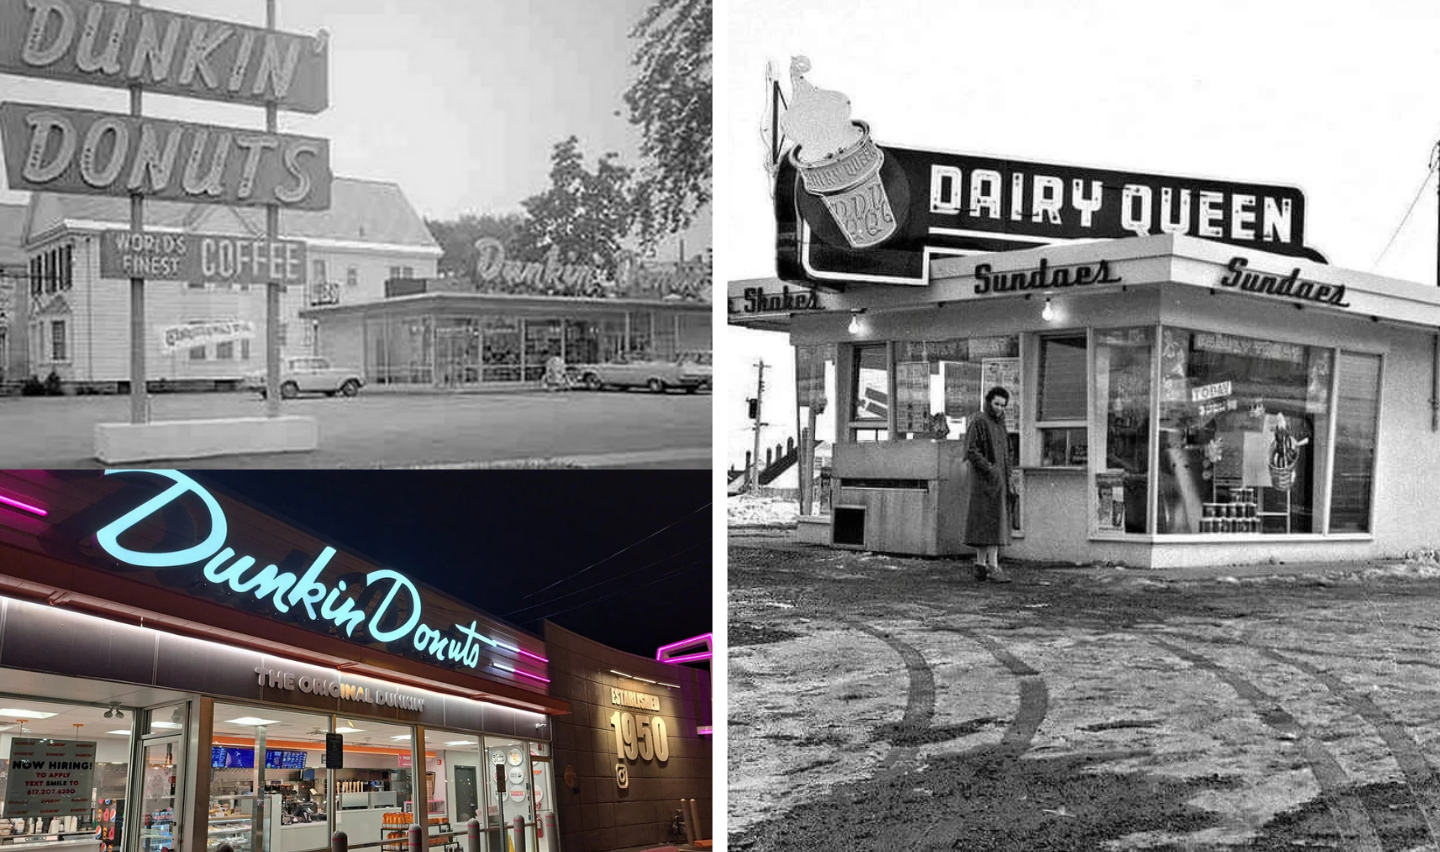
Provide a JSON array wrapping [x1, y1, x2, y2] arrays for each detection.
[[768, 59, 1327, 287]]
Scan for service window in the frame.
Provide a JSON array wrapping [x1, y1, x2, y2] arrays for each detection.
[[1329, 351, 1381, 533], [847, 344, 889, 441], [1156, 328, 1332, 535], [892, 337, 1020, 441], [1036, 334, 1087, 466]]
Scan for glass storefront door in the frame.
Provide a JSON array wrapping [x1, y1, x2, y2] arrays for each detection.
[[136, 737, 183, 852], [435, 321, 480, 388]]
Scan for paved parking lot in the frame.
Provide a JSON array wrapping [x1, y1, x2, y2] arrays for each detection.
[[0, 388, 711, 468]]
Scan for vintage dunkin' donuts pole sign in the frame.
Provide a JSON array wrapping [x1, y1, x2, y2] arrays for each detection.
[[768, 58, 1327, 287]]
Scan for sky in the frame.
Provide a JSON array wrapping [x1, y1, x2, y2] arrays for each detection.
[[194, 470, 712, 663], [0, 0, 710, 259], [718, 0, 1440, 468]]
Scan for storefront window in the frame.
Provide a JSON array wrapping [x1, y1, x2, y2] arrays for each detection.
[[435, 319, 480, 387], [425, 729, 479, 834], [0, 699, 134, 852], [482, 317, 521, 382], [483, 739, 536, 852], [527, 742, 556, 852], [1037, 334, 1086, 465], [890, 337, 1021, 441], [1157, 328, 1331, 534], [677, 313, 710, 354], [209, 704, 335, 852], [848, 344, 888, 429], [1331, 352, 1381, 532], [381, 315, 433, 385], [524, 320, 563, 382], [795, 344, 837, 516], [1093, 327, 1153, 534], [626, 311, 652, 357]]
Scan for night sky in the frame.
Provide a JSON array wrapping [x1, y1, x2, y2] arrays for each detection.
[[187, 471, 713, 664]]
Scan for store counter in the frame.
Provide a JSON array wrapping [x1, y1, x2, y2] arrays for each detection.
[[831, 440, 971, 555], [0, 839, 101, 852], [333, 809, 403, 848], [275, 823, 328, 852]]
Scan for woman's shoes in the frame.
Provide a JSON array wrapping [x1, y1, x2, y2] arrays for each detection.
[[988, 564, 1014, 584], [972, 563, 988, 582]]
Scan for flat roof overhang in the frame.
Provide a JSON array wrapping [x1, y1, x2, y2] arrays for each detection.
[[301, 291, 712, 321], [0, 542, 569, 717], [728, 234, 1440, 333]]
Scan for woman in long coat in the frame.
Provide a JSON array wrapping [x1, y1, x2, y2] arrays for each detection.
[[965, 386, 1014, 582]]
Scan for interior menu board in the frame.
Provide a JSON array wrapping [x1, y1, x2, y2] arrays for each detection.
[[4, 738, 97, 817], [211, 747, 308, 769]]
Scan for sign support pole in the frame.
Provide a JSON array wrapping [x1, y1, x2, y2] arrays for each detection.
[[128, 0, 146, 425], [265, 0, 282, 417]]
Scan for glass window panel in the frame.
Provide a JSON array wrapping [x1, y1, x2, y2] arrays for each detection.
[[209, 704, 338, 852], [1095, 327, 1153, 533], [1037, 335, 1086, 421], [1157, 328, 1322, 534], [1330, 352, 1379, 532], [0, 699, 134, 852], [849, 345, 888, 422], [483, 738, 536, 852], [795, 345, 838, 516], [482, 317, 522, 383]]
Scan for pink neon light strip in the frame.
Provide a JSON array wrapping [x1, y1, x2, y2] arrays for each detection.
[[0, 494, 47, 517], [494, 640, 550, 665], [656, 631, 713, 662], [661, 651, 713, 664], [493, 663, 551, 684], [696, 726, 713, 736]]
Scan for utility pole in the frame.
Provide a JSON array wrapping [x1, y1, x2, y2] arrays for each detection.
[[749, 360, 767, 492]]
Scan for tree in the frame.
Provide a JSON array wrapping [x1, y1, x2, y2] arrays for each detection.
[[424, 212, 527, 279], [512, 136, 635, 275], [624, 0, 712, 245]]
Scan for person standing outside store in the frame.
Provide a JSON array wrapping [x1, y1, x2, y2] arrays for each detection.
[[966, 386, 1015, 583]]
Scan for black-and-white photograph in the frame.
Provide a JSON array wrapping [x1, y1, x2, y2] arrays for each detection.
[[726, 1, 1440, 848], [0, 0, 712, 469]]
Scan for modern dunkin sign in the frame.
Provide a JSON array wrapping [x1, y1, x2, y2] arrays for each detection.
[[771, 59, 1327, 287], [0, 0, 331, 209]]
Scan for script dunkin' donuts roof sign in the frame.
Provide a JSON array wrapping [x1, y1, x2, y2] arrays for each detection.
[[768, 57, 1327, 287], [15, 469, 549, 693]]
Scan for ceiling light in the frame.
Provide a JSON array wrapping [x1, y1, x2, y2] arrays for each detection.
[[333, 726, 365, 734], [224, 717, 280, 726], [0, 709, 57, 719], [444, 740, 476, 747], [108, 730, 132, 736], [1042, 298, 1055, 322], [151, 722, 182, 729], [390, 735, 411, 741], [848, 312, 860, 334]]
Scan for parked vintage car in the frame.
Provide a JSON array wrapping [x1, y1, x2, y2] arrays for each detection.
[[573, 353, 711, 393], [246, 356, 364, 399]]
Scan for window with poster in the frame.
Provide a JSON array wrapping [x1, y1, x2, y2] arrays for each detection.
[[1156, 328, 1334, 535], [1092, 327, 1154, 534]]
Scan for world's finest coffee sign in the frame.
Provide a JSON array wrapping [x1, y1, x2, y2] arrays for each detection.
[[772, 59, 1326, 287]]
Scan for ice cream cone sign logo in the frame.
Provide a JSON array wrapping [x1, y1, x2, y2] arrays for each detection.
[[1268, 412, 1308, 491], [779, 57, 898, 249]]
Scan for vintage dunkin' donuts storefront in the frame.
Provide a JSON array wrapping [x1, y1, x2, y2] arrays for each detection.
[[0, 470, 710, 852], [731, 62, 1440, 569]]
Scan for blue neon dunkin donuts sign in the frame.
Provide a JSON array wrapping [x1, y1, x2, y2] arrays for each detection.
[[92, 470, 546, 682]]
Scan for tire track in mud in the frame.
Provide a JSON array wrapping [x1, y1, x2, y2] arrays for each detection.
[[938, 626, 1049, 758], [1261, 647, 1440, 847], [839, 617, 934, 773], [1149, 636, 1384, 852]]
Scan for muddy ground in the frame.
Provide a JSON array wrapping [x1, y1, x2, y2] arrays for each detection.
[[729, 535, 1440, 851]]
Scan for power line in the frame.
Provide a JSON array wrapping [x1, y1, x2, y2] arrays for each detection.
[[527, 558, 709, 624], [502, 540, 709, 618], [1372, 157, 1437, 270], [517, 501, 712, 602]]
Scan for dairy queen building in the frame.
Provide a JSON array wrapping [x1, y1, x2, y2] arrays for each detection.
[[732, 66, 1440, 569]]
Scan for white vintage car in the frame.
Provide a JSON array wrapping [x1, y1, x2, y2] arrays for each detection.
[[574, 352, 711, 393], [247, 357, 364, 399]]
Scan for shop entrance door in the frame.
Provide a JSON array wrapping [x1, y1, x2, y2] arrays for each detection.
[[134, 736, 184, 852], [453, 766, 478, 824]]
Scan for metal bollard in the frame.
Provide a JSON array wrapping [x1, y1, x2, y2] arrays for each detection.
[[408, 823, 423, 852], [679, 799, 695, 845], [465, 818, 479, 852], [686, 798, 701, 842], [542, 814, 557, 852], [217, 844, 234, 852], [511, 816, 525, 852], [331, 831, 347, 852]]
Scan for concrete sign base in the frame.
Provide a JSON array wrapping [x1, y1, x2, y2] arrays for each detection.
[[94, 416, 318, 463]]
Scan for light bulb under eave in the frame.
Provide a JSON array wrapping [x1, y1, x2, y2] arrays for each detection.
[[848, 313, 860, 334], [1042, 299, 1055, 322]]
